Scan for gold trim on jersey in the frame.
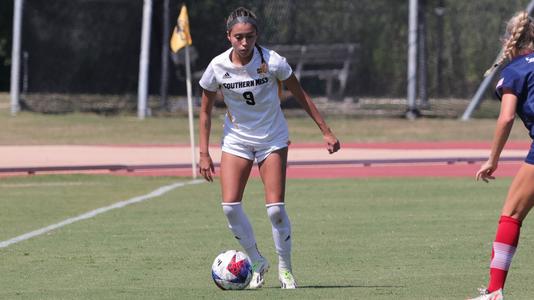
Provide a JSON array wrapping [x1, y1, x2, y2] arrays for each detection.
[[226, 109, 238, 129]]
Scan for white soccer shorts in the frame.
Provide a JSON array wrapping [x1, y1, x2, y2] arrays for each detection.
[[221, 135, 289, 163]]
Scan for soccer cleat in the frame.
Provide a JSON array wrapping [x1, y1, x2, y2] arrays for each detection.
[[279, 269, 297, 289], [467, 288, 503, 300], [247, 257, 269, 289]]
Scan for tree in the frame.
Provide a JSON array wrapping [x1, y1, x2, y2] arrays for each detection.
[[0, 1, 13, 91]]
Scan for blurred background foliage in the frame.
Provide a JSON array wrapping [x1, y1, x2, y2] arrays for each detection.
[[0, 0, 529, 99]]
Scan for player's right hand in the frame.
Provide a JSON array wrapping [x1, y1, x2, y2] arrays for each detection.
[[476, 160, 497, 183], [323, 132, 340, 154], [199, 154, 215, 182]]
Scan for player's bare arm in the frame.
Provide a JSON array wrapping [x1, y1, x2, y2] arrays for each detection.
[[199, 89, 216, 182], [476, 90, 517, 182], [283, 74, 340, 154]]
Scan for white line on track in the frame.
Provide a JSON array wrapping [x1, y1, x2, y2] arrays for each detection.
[[0, 179, 204, 249]]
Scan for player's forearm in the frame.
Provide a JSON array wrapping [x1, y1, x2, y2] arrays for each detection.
[[199, 91, 215, 155], [489, 117, 514, 163], [301, 95, 331, 135], [199, 111, 212, 154], [285, 76, 331, 135]]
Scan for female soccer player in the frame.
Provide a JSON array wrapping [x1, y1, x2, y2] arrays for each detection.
[[197, 7, 340, 289], [469, 11, 534, 300]]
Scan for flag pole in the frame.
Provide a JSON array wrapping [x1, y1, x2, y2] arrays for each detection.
[[185, 45, 197, 179], [170, 4, 195, 178], [138, 0, 153, 120], [10, 0, 24, 116]]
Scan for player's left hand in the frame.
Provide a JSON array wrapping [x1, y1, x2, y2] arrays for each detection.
[[476, 160, 497, 183], [323, 132, 340, 154], [199, 153, 215, 182]]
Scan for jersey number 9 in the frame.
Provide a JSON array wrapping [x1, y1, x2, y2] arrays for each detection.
[[242, 91, 256, 105]]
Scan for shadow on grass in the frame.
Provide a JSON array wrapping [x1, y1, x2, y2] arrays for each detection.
[[266, 284, 404, 289]]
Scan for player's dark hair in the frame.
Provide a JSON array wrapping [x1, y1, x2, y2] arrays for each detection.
[[485, 11, 534, 76], [256, 44, 267, 73], [226, 7, 258, 32]]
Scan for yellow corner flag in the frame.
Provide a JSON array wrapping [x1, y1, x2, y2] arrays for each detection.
[[170, 4, 192, 53]]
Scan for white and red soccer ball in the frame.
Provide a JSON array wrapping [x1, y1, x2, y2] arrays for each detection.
[[211, 250, 253, 290]]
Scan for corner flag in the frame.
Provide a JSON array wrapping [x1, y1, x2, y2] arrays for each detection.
[[170, 4, 192, 53]]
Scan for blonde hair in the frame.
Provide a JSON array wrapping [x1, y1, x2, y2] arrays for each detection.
[[485, 11, 534, 76]]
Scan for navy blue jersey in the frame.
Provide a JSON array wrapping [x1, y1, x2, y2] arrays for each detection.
[[496, 52, 534, 139]]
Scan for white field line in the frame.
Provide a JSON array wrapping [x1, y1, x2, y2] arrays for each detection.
[[0, 179, 204, 249]]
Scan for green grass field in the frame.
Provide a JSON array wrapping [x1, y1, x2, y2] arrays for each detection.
[[1, 93, 532, 299], [2, 175, 533, 299], [0, 92, 530, 145], [2, 111, 533, 146], [0, 111, 529, 145]]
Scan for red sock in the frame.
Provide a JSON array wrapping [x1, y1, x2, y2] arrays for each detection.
[[487, 215, 521, 292]]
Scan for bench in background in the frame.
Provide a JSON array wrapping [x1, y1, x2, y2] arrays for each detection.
[[173, 44, 359, 101], [266, 43, 359, 99]]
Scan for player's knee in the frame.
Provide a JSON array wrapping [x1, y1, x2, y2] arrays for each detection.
[[266, 202, 288, 226], [222, 202, 243, 219]]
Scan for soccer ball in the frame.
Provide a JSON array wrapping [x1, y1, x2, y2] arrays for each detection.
[[211, 250, 253, 290]]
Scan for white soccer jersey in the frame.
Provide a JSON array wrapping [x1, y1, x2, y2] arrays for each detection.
[[199, 46, 293, 145]]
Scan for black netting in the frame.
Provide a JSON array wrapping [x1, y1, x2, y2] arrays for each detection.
[[15, 0, 533, 116], [23, 0, 142, 94], [20, 0, 173, 113]]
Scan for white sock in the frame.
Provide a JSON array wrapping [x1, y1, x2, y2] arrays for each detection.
[[222, 202, 262, 262], [266, 202, 292, 271]]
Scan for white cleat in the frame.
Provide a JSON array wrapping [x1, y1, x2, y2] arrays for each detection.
[[248, 257, 269, 289], [279, 269, 297, 289], [467, 288, 503, 300]]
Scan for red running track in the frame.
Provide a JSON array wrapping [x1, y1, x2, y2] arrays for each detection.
[[0, 141, 527, 179], [112, 161, 522, 179]]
